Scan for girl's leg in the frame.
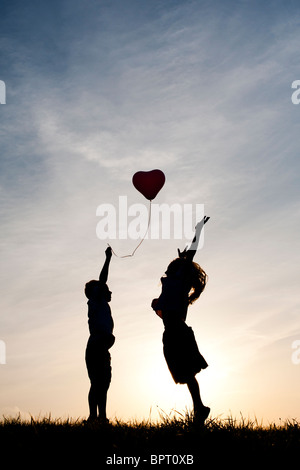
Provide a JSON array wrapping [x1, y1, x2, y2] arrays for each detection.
[[186, 376, 204, 414], [187, 376, 210, 422]]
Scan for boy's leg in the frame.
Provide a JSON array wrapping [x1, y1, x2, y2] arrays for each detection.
[[96, 353, 111, 420], [96, 384, 108, 420], [88, 384, 98, 419]]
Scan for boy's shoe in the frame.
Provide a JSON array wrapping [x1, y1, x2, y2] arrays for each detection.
[[97, 417, 110, 425], [194, 406, 210, 424]]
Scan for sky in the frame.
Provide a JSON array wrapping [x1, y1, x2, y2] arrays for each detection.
[[0, 0, 300, 424]]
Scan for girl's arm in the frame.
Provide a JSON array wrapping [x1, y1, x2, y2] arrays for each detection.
[[178, 216, 210, 261], [99, 246, 112, 284]]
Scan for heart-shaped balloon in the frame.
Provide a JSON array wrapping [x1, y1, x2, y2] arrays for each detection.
[[132, 169, 166, 201]]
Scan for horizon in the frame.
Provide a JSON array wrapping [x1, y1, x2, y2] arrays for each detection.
[[1, 0, 300, 425]]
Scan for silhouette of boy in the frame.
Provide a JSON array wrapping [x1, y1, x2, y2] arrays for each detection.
[[152, 217, 210, 423], [85, 246, 114, 422]]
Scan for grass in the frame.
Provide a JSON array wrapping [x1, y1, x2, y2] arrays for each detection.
[[1, 411, 299, 466]]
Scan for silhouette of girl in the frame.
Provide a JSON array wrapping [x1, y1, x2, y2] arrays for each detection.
[[152, 217, 210, 423], [85, 246, 114, 422]]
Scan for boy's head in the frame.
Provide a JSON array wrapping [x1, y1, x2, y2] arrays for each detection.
[[85, 280, 112, 302]]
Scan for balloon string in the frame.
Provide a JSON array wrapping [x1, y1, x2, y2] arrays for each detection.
[[108, 200, 152, 258]]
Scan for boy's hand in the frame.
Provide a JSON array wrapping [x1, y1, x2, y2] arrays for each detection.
[[105, 246, 112, 259]]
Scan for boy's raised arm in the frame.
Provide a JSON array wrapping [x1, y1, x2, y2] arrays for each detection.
[[99, 246, 112, 284]]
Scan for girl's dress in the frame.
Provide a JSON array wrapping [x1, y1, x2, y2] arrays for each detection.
[[152, 274, 208, 384]]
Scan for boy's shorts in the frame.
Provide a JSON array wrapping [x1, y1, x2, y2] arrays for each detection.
[[85, 336, 112, 390]]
